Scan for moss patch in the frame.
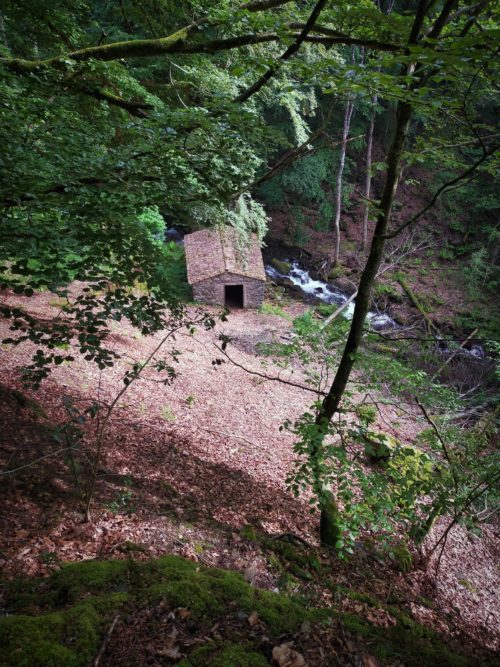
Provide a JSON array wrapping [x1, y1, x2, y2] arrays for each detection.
[[1, 556, 312, 666], [328, 265, 346, 280], [179, 641, 270, 667], [0, 602, 103, 667], [0, 555, 491, 667]]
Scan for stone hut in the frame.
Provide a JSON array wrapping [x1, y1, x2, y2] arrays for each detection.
[[184, 227, 266, 308]]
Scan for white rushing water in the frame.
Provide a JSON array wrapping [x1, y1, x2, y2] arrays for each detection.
[[266, 260, 397, 329]]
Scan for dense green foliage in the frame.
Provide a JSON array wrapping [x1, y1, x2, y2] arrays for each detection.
[[258, 305, 498, 555]]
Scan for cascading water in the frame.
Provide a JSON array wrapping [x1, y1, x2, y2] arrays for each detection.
[[265, 260, 397, 329]]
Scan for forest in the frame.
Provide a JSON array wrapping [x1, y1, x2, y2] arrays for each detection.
[[0, 1, 499, 665]]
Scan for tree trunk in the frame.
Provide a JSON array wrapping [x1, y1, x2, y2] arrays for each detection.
[[333, 98, 354, 264], [316, 0, 437, 547], [362, 95, 377, 252], [322, 100, 412, 420], [318, 101, 412, 545]]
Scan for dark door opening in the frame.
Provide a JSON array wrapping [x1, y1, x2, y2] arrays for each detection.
[[224, 284, 244, 308]]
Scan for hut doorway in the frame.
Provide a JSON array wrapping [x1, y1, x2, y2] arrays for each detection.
[[224, 284, 244, 308]]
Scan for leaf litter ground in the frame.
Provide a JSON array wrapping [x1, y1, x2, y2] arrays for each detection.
[[0, 289, 498, 663]]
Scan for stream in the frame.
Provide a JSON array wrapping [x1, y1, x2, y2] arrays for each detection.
[[265, 260, 397, 330]]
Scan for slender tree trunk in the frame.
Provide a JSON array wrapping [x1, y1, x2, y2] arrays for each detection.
[[362, 94, 377, 252], [333, 99, 354, 264], [322, 100, 412, 422], [318, 100, 412, 545], [0, 13, 7, 49], [314, 0, 438, 547], [363, 0, 393, 252]]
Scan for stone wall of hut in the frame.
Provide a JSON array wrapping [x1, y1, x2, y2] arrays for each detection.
[[191, 271, 265, 308]]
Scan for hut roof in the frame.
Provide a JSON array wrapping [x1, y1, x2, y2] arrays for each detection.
[[184, 227, 266, 285]]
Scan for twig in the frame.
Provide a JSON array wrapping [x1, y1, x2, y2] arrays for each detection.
[[0, 445, 79, 476], [434, 525, 451, 576], [270, 532, 312, 548], [383, 145, 499, 239], [234, 0, 328, 103], [415, 397, 456, 480], [93, 614, 119, 667], [213, 343, 326, 396], [396, 274, 439, 334], [172, 537, 212, 567]]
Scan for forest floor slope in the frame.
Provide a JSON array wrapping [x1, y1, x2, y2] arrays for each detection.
[[0, 290, 498, 662]]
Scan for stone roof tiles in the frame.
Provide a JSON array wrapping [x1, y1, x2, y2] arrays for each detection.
[[184, 227, 266, 284]]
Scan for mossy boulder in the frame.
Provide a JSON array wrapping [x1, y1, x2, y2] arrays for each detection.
[[328, 265, 346, 280], [362, 430, 399, 461], [0, 602, 103, 667], [270, 258, 291, 275], [0, 556, 313, 667]]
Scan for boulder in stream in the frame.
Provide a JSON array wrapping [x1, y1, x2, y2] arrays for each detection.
[[270, 258, 291, 275]]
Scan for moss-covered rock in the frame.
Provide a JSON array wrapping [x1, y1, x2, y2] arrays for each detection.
[[270, 258, 291, 275], [362, 430, 399, 461], [0, 603, 102, 667], [328, 265, 345, 280], [0, 556, 312, 666]]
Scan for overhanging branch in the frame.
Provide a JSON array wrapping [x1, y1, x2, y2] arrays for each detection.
[[78, 87, 153, 117], [234, 130, 363, 198], [214, 344, 327, 397], [2, 29, 402, 74]]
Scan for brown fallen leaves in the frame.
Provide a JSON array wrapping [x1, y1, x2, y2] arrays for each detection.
[[272, 642, 307, 667], [248, 610, 259, 626], [1, 293, 499, 654]]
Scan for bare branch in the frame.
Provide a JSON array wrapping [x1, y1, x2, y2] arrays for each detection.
[[235, 131, 363, 198], [290, 25, 401, 51], [431, 328, 479, 381], [0, 446, 78, 476], [415, 397, 459, 495], [213, 343, 327, 396]]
